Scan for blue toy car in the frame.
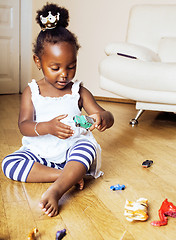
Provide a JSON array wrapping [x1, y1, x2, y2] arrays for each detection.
[[110, 184, 125, 191], [73, 115, 94, 130], [142, 160, 153, 168]]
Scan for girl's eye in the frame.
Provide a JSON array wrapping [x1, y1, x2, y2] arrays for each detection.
[[51, 67, 59, 71], [68, 65, 76, 70]]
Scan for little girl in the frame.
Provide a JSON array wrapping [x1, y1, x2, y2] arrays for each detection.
[[2, 3, 114, 217]]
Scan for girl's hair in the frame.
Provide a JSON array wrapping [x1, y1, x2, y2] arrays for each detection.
[[33, 3, 80, 58]]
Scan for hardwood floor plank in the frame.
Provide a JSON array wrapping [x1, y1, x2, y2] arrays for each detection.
[[0, 184, 10, 240], [1, 178, 26, 202], [60, 195, 104, 239], [4, 201, 37, 240], [83, 197, 126, 240]]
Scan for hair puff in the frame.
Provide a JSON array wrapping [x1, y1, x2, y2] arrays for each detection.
[[36, 2, 69, 29]]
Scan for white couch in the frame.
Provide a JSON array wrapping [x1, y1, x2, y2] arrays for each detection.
[[99, 5, 176, 125]]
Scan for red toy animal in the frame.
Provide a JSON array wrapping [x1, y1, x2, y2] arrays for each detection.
[[151, 199, 176, 226]]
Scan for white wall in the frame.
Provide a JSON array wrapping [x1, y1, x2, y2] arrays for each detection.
[[31, 0, 176, 98]]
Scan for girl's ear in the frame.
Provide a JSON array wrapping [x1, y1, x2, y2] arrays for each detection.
[[33, 54, 41, 70]]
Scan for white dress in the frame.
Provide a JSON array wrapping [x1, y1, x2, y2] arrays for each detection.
[[20, 79, 102, 178]]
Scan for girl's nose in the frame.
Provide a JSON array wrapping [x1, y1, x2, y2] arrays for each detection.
[[60, 70, 68, 78]]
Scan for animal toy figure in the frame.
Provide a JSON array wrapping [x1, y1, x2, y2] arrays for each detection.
[[73, 115, 94, 130], [27, 228, 38, 240], [124, 198, 149, 222], [56, 229, 66, 240], [151, 199, 176, 226]]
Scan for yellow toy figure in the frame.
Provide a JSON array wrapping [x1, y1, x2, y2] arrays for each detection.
[[124, 198, 149, 222], [27, 228, 38, 240]]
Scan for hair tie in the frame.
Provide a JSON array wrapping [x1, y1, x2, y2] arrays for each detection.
[[40, 11, 60, 31]]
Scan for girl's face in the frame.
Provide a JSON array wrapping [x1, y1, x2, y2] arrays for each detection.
[[37, 42, 77, 89]]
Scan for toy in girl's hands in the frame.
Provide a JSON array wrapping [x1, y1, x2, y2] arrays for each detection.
[[151, 199, 176, 226], [56, 229, 66, 240], [73, 115, 94, 130], [124, 198, 149, 222]]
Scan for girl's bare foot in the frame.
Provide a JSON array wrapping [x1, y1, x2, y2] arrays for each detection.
[[39, 184, 61, 217], [39, 178, 84, 217]]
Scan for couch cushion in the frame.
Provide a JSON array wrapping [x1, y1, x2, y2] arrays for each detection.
[[158, 37, 176, 62]]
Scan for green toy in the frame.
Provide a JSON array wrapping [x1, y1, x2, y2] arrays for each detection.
[[73, 115, 94, 130]]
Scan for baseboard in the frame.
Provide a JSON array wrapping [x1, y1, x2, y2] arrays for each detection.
[[94, 96, 136, 104]]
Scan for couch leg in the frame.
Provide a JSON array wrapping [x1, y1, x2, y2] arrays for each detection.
[[129, 109, 144, 126]]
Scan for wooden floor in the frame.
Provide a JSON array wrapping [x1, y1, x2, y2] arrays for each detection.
[[0, 94, 176, 240]]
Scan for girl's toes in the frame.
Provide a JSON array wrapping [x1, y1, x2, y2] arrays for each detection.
[[77, 178, 84, 190], [80, 182, 84, 190], [39, 201, 45, 209], [39, 199, 48, 209], [45, 206, 53, 215], [46, 208, 57, 217], [48, 210, 55, 217]]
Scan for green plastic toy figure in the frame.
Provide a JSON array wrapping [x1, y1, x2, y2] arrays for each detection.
[[73, 115, 94, 130]]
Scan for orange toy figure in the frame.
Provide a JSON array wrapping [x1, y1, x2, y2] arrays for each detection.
[[151, 199, 176, 226], [124, 198, 149, 222], [27, 228, 38, 240]]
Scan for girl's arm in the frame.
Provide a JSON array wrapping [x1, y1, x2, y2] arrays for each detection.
[[79, 86, 114, 131], [18, 87, 74, 139]]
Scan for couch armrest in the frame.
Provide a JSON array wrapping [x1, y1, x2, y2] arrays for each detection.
[[99, 55, 176, 92], [105, 42, 160, 62], [99, 55, 176, 104]]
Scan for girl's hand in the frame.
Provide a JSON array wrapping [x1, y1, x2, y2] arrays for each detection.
[[89, 113, 108, 132], [79, 86, 114, 132], [48, 114, 74, 139]]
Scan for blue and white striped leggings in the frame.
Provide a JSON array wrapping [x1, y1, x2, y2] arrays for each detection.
[[2, 140, 96, 182]]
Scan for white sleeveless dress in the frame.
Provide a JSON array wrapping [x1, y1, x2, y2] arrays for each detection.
[[20, 79, 102, 178]]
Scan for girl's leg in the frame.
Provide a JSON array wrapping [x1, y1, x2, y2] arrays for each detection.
[[2, 150, 62, 183], [26, 162, 61, 182], [39, 161, 86, 217], [2, 149, 84, 185], [39, 140, 96, 217]]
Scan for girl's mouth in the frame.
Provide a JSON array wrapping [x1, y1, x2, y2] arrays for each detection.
[[57, 81, 68, 86]]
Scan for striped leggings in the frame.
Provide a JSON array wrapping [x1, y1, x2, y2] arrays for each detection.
[[2, 140, 96, 182]]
